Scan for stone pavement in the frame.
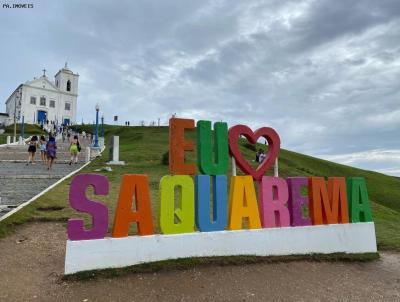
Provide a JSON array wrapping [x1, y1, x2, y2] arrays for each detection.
[[0, 136, 92, 217]]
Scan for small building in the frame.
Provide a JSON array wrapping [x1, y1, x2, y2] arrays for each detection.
[[3, 63, 79, 126]]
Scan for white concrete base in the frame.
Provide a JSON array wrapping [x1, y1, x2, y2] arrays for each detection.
[[65, 222, 377, 274], [106, 160, 125, 165], [90, 146, 102, 159]]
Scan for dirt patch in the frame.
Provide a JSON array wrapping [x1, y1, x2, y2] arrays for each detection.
[[36, 206, 65, 211], [0, 222, 399, 302]]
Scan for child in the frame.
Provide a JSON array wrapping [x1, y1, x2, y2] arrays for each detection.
[[39, 135, 47, 164], [69, 135, 80, 165], [46, 136, 57, 170], [26, 135, 38, 165]]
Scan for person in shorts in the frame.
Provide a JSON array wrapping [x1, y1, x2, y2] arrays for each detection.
[[69, 135, 80, 165], [26, 135, 38, 165], [46, 136, 57, 170], [39, 135, 47, 164]]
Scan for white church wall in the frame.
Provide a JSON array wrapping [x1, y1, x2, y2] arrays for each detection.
[[22, 85, 63, 124], [3, 65, 79, 126]]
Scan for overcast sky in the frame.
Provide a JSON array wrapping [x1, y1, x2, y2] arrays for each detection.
[[1, 0, 399, 176]]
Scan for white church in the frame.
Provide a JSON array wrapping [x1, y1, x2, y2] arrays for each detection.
[[1, 63, 78, 126]]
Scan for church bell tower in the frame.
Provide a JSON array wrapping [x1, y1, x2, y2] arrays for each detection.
[[54, 62, 79, 95]]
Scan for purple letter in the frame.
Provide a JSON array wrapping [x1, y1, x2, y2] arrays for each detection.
[[287, 177, 311, 226], [67, 174, 109, 240]]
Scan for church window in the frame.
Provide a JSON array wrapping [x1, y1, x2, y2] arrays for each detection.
[[65, 102, 71, 110], [50, 100, 55, 108], [66, 80, 71, 92], [56, 80, 59, 87], [40, 97, 46, 106], [30, 97, 36, 105]]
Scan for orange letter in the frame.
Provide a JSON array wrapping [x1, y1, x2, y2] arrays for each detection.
[[309, 177, 349, 225], [169, 117, 196, 175], [112, 174, 154, 237]]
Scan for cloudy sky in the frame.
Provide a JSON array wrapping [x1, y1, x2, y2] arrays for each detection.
[[1, 0, 399, 175]]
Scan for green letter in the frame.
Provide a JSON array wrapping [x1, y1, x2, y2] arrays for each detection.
[[346, 177, 373, 222], [197, 120, 229, 175]]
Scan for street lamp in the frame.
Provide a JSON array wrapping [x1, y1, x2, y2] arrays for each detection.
[[94, 103, 100, 147], [101, 114, 104, 137]]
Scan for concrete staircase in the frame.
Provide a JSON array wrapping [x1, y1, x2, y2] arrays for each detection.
[[0, 134, 95, 216], [0, 135, 92, 163]]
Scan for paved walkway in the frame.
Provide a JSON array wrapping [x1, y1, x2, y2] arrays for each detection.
[[0, 136, 91, 216]]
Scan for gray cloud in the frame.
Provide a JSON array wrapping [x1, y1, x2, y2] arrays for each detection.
[[1, 0, 399, 175]]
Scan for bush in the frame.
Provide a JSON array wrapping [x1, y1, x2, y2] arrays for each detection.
[[161, 151, 169, 165]]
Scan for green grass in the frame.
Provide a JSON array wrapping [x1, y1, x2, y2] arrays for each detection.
[[1, 125, 400, 251], [0, 123, 46, 143]]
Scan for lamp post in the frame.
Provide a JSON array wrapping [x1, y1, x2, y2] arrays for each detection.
[[101, 114, 104, 137], [94, 103, 100, 147]]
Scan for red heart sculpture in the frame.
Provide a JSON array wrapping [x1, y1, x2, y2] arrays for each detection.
[[229, 125, 280, 181]]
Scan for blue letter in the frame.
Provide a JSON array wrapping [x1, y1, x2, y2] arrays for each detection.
[[195, 175, 228, 232]]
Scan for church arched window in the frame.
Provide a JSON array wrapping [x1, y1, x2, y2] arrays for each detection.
[[66, 80, 71, 92]]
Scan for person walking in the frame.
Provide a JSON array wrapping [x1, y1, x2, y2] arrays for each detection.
[[39, 135, 47, 164], [69, 135, 80, 165], [26, 135, 38, 165], [46, 136, 57, 170]]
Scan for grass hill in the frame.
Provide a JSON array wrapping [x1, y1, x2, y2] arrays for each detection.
[[1, 125, 399, 250], [0, 123, 46, 144]]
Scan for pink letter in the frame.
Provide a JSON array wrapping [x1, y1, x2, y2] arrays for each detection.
[[67, 174, 109, 240], [287, 177, 311, 226], [259, 176, 290, 227]]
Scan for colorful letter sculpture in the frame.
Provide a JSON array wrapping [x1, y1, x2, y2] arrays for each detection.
[[169, 118, 195, 175], [286, 177, 311, 226], [228, 125, 280, 181], [66, 117, 376, 275], [159, 175, 195, 234], [67, 174, 109, 240], [259, 176, 290, 228], [347, 177, 373, 222], [228, 176, 261, 230], [197, 120, 229, 175], [309, 177, 349, 225], [112, 175, 154, 237], [195, 175, 228, 232]]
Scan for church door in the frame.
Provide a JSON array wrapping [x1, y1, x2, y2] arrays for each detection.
[[37, 110, 47, 124], [63, 118, 70, 125]]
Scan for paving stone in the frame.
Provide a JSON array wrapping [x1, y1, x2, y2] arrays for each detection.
[[0, 136, 91, 217]]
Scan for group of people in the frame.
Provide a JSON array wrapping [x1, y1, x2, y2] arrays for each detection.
[[26, 132, 82, 170]]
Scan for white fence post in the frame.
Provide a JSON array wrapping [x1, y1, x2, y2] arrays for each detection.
[[85, 147, 91, 162], [6, 136, 10, 145], [231, 156, 237, 176], [274, 158, 279, 177]]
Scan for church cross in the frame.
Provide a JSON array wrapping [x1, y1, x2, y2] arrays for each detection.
[[42, 68, 46, 76]]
